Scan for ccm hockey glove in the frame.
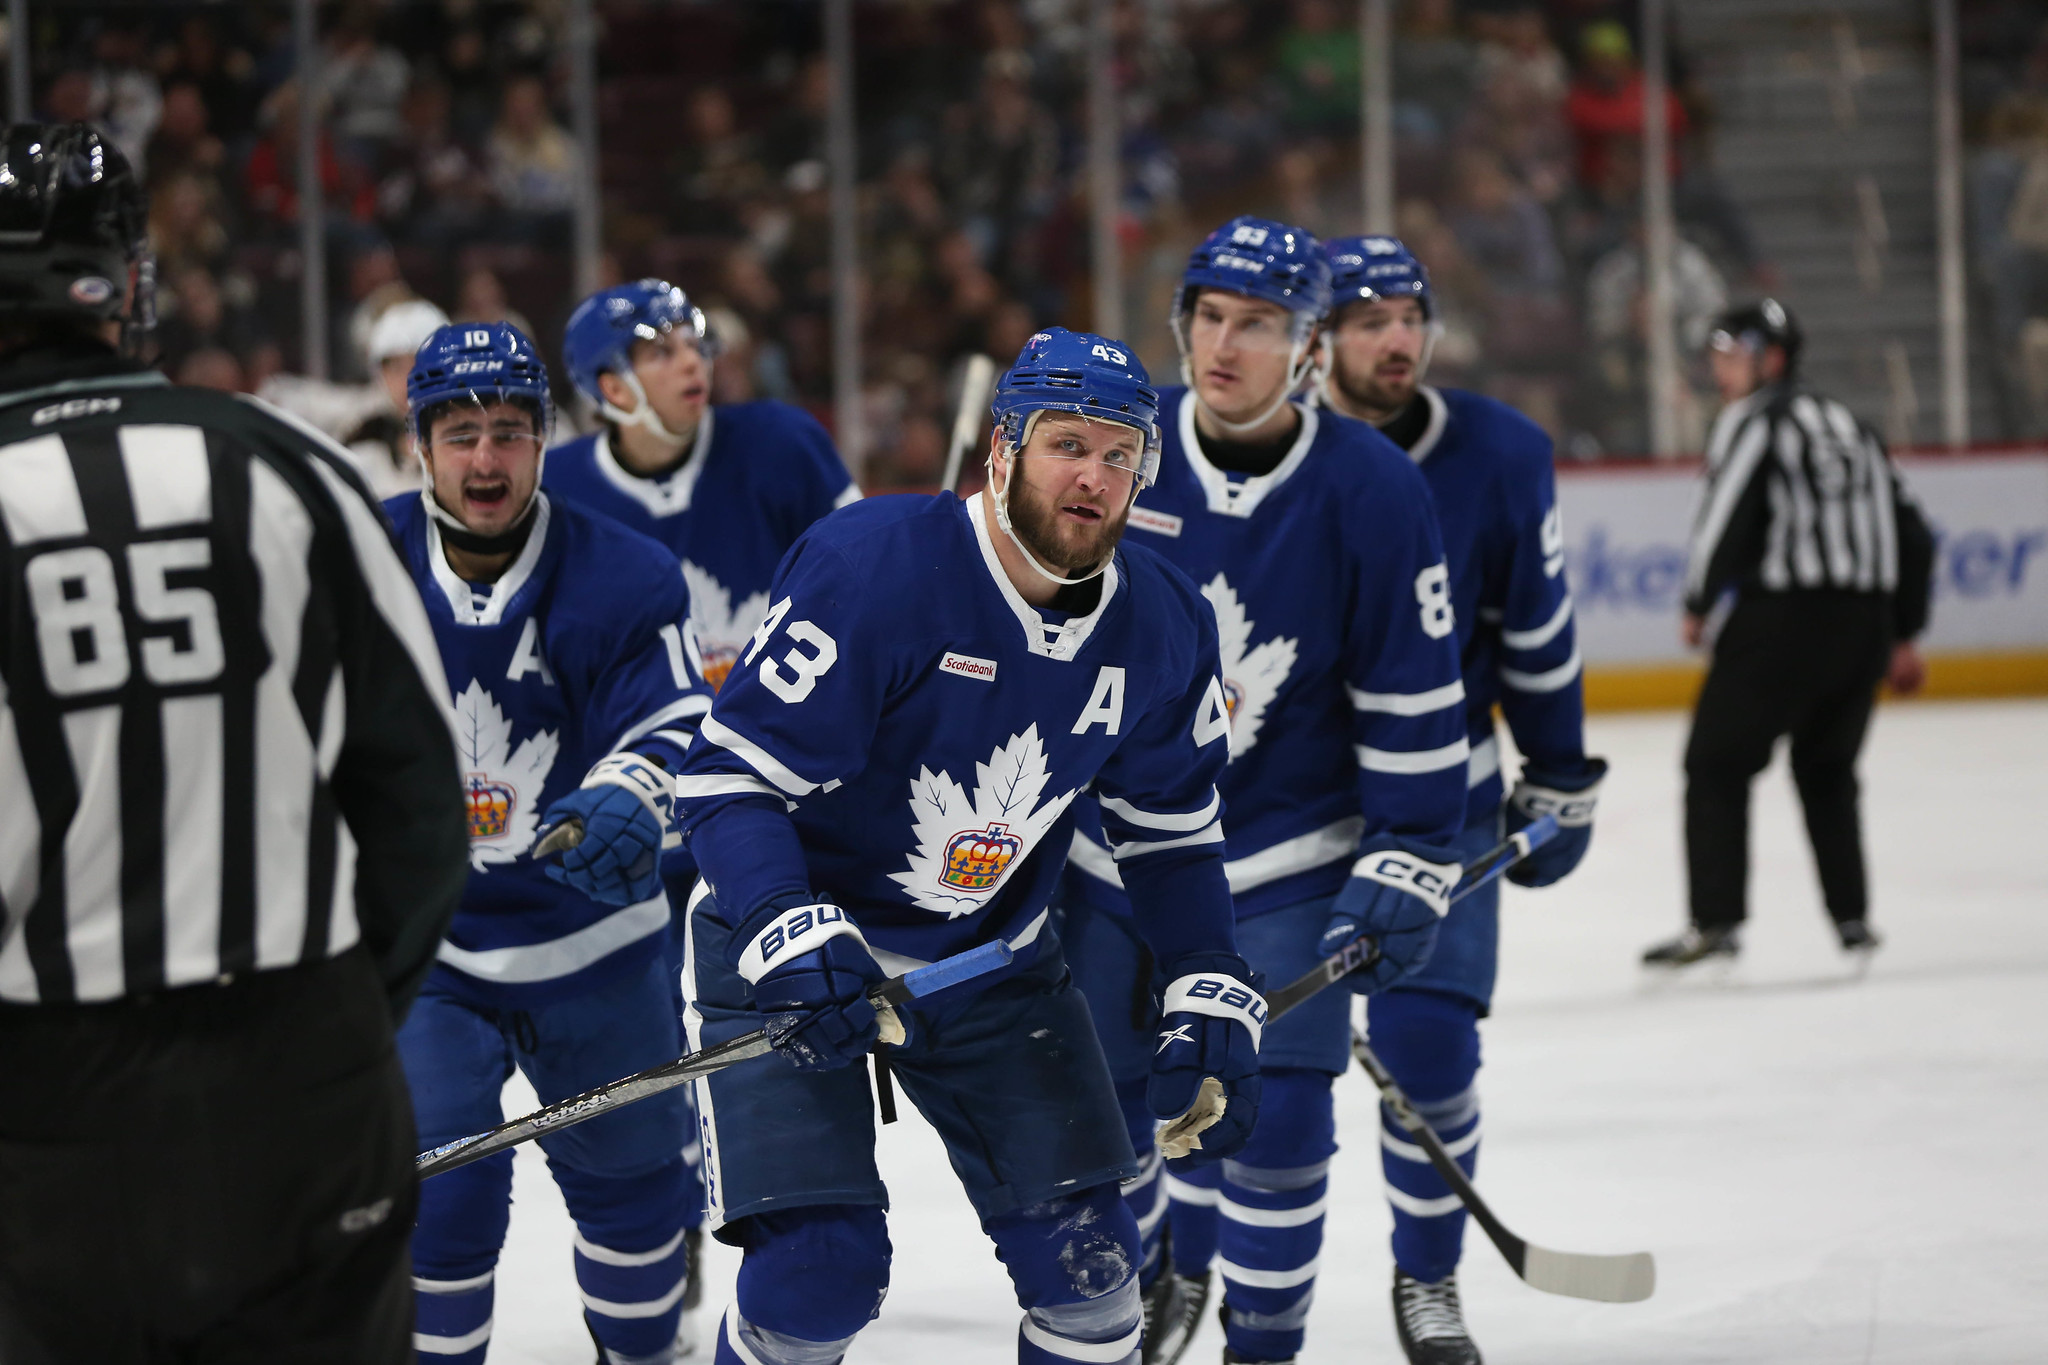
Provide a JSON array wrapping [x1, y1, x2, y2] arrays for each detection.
[[736, 897, 887, 1072], [1505, 757, 1608, 887], [1150, 951, 1263, 1166], [541, 753, 677, 905], [1318, 835, 1464, 994]]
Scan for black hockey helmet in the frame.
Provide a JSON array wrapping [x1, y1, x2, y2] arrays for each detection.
[[0, 122, 154, 346], [1708, 298, 1802, 375]]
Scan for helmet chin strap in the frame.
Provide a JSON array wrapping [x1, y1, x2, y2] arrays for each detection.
[[600, 368, 695, 451], [988, 415, 1116, 589]]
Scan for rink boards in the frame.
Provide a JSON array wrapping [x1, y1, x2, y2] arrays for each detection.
[[1556, 448, 2048, 709]]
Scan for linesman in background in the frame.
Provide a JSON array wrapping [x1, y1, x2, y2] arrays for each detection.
[[1643, 300, 1935, 969], [0, 123, 471, 1362]]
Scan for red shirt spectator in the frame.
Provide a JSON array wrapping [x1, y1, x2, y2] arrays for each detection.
[[1565, 22, 1687, 191], [244, 83, 374, 226]]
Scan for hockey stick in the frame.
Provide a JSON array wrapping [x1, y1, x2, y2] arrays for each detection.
[[1351, 1029, 1657, 1303], [939, 353, 998, 494], [1263, 815, 1560, 1023], [416, 939, 1016, 1179]]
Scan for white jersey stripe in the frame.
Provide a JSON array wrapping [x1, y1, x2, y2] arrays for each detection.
[[697, 714, 819, 797], [433, 895, 668, 984], [0, 435, 87, 542], [61, 706, 125, 1001], [0, 679, 41, 1002], [1218, 1255, 1321, 1290], [119, 425, 213, 529], [1500, 595, 1573, 652], [1109, 821, 1225, 861], [1500, 645, 1583, 695], [1098, 790, 1221, 832], [1356, 737, 1471, 775], [159, 693, 225, 987], [1347, 678, 1465, 716], [248, 461, 317, 971]]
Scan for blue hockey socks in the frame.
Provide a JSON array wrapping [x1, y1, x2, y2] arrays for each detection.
[[1213, 1068, 1337, 1363], [1368, 989, 1483, 1284], [555, 1157, 694, 1364]]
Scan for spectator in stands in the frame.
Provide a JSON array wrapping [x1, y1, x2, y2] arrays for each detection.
[[378, 77, 493, 247], [148, 171, 233, 281], [146, 82, 226, 192], [319, 2, 410, 165], [244, 81, 372, 234], [487, 72, 581, 240], [1972, 95, 2048, 434], [1392, 0, 1476, 148], [176, 348, 246, 394], [162, 14, 260, 146], [454, 264, 536, 342], [1446, 146, 1565, 299], [89, 23, 163, 176], [1273, 0, 1360, 135], [937, 49, 1060, 288], [762, 54, 831, 173], [1584, 226, 1729, 452], [1566, 22, 1686, 194], [154, 265, 270, 383], [669, 86, 771, 235]]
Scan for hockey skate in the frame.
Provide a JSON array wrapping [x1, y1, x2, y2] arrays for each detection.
[[1640, 924, 1740, 968], [1140, 1260, 1210, 1365], [1835, 919, 1881, 976], [1391, 1269, 1482, 1365]]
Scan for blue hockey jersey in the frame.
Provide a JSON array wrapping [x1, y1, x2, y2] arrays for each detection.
[[542, 401, 859, 691], [386, 491, 712, 1005], [1064, 389, 1469, 922], [1399, 386, 1586, 823], [673, 492, 1240, 978]]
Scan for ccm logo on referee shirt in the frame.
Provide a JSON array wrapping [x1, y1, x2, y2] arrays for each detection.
[[940, 651, 998, 682]]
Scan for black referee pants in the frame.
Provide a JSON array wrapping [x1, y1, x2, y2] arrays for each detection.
[[0, 949, 418, 1364], [1684, 591, 1893, 931]]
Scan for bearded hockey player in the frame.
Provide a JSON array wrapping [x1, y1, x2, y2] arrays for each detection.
[[1317, 236, 1606, 1365], [672, 329, 1263, 1365], [546, 279, 858, 692], [1059, 217, 1469, 1365], [387, 323, 713, 1365]]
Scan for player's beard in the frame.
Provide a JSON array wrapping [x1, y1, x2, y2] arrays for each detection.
[[1007, 472, 1130, 577], [1335, 353, 1419, 416]]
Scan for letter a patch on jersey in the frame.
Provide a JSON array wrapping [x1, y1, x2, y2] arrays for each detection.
[[890, 726, 1079, 917], [453, 679, 560, 870], [1072, 666, 1126, 736]]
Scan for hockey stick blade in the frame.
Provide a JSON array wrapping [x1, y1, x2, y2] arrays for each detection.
[[1263, 815, 1559, 1022], [417, 939, 1015, 1179], [1352, 1029, 1656, 1303]]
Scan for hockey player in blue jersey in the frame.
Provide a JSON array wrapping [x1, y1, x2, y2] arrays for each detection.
[[546, 279, 859, 691], [672, 330, 1272, 1365], [1057, 218, 1470, 1365], [389, 323, 713, 1365], [1317, 236, 1606, 1365], [546, 279, 859, 1350]]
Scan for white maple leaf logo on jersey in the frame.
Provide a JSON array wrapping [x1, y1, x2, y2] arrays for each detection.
[[1202, 573, 1298, 760], [682, 559, 772, 692], [889, 725, 1080, 918], [453, 678, 560, 871]]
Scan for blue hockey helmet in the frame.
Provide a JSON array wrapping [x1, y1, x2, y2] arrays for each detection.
[[1174, 215, 1332, 329], [563, 279, 717, 442], [1324, 235, 1435, 319], [986, 327, 1161, 588], [407, 320, 553, 443], [990, 327, 1162, 490], [1173, 216, 1330, 435]]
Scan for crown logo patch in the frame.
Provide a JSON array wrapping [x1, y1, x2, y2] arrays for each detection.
[[891, 726, 1078, 918]]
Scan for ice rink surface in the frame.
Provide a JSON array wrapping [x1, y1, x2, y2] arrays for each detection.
[[486, 698, 2048, 1364]]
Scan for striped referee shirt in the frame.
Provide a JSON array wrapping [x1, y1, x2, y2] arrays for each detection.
[[0, 348, 469, 1008], [1684, 381, 1934, 633]]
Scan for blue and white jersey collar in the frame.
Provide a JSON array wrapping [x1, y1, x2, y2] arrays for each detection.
[[1174, 390, 1320, 518], [593, 407, 716, 517], [1404, 386, 1451, 465], [425, 491, 554, 627], [965, 493, 1119, 661]]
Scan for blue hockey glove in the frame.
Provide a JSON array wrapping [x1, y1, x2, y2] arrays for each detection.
[[1318, 835, 1464, 994], [540, 753, 678, 905], [737, 898, 887, 1072], [1150, 952, 1263, 1166], [1505, 757, 1608, 888]]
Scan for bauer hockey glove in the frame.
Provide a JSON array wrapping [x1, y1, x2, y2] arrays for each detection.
[[737, 896, 888, 1072], [1318, 835, 1464, 994], [1505, 757, 1607, 887], [1150, 951, 1263, 1166], [540, 753, 678, 905]]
